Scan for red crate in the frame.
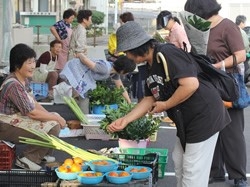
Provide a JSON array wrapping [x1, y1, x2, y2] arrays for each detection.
[[0, 142, 15, 170]]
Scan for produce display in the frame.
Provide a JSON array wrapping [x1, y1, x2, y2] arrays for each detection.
[[54, 158, 152, 185], [19, 129, 117, 162], [55, 168, 79, 180], [105, 171, 133, 184], [20, 129, 155, 185], [57, 157, 88, 173], [87, 160, 119, 173], [77, 171, 105, 185], [125, 166, 152, 180]]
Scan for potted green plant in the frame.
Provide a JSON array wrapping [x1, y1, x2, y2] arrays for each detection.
[[88, 81, 124, 114], [99, 101, 162, 148]]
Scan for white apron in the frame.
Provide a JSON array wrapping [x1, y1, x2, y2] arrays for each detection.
[[32, 51, 57, 82]]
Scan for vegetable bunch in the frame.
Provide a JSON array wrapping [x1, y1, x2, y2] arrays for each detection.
[[63, 96, 88, 124], [88, 81, 125, 106], [19, 128, 117, 162], [186, 15, 211, 31], [153, 31, 166, 43], [99, 101, 162, 142]]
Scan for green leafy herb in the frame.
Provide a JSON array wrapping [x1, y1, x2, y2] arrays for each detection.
[[99, 101, 162, 142], [153, 31, 166, 43], [186, 15, 211, 31], [88, 81, 125, 106]]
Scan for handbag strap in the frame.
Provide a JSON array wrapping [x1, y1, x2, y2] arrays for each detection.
[[156, 52, 170, 82], [232, 54, 239, 73]]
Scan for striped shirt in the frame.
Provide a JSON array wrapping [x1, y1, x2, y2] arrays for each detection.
[[0, 74, 35, 115]]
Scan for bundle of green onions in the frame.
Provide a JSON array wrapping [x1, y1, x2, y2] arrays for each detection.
[[63, 96, 88, 124], [19, 128, 117, 162]]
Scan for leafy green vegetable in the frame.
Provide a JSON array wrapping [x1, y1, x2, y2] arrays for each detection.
[[186, 15, 211, 31], [153, 31, 166, 43], [88, 81, 125, 106], [63, 96, 88, 124], [99, 101, 162, 142]]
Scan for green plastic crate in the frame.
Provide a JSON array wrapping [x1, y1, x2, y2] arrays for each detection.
[[120, 148, 168, 178]]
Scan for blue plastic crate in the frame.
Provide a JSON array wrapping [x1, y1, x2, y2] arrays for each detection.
[[30, 82, 48, 99]]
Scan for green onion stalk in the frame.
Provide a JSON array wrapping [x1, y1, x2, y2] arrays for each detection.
[[19, 128, 117, 162], [63, 96, 89, 124]]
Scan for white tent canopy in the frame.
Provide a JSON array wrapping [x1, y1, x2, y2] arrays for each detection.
[[0, 0, 14, 67]]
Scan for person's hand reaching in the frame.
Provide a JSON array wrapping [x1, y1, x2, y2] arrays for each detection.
[[148, 101, 167, 114], [107, 117, 128, 133]]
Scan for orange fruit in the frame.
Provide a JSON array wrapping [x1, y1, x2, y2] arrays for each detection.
[[58, 165, 68, 173], [101, 161, 109, 165], [73, 157, 83, 165], [85, 172, 94, 177], [64, 158, 74, 167], [130, 168, 138, 172], [95, 172, 103, 176], [119, 171, 130, 177], [109, 171, 118, 177], [138, 167, 148, 172], [70, 163, 82, 172], [79, 172, 86, 177]]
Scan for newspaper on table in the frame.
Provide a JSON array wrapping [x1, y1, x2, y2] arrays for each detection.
[[179, 11, 211, 55], [60, 58, 112, 99]]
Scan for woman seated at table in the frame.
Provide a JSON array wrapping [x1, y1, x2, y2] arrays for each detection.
[[0, 43, 67, 171]]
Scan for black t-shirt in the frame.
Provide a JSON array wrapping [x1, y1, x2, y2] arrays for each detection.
[[145, 44, 230, 143]]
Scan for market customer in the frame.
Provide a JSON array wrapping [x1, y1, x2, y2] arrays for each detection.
[[107, 21, 231, 186], [0, 44, 67, 171], [60, 54, 136, 103], [107, 22, 124, 62], [185, 0, 247, 186], [50, 8, 76, 71], [69, 9, 92, 59], [156, 10, 191, 52], [32, 39, 63, 99], [119, 12, 147, 102]]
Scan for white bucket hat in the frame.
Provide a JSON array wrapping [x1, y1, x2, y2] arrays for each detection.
[[116, 21, 152, 52]]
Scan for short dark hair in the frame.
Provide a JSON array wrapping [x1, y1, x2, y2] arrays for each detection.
[[126, 39, 157, 57], [9, 44, 36, 73], [120, 12, 134, 23], [157, 10, 180, 30], [77, 10, 92, 23], [63, 8, 76, 19], [184, 0, 221, 20], [113, 55, 136, 74], [236, 15, 246, 26], [50, 39, 62, 48]]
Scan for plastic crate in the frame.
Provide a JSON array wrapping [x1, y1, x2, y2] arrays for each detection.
[[0, 169, 57, 186], [0, 142, 15, 170], [120, 148, 168, 178], [81, 114, 116, 140], [108, 153, 159, 184], [30, 82, 49, 99]]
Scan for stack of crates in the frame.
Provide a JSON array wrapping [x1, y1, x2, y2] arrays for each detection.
[[120, 148, 168, 179], [109, 152, 159, 185], [0, 141, 15, 170], [0, 170, 57, 186]]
